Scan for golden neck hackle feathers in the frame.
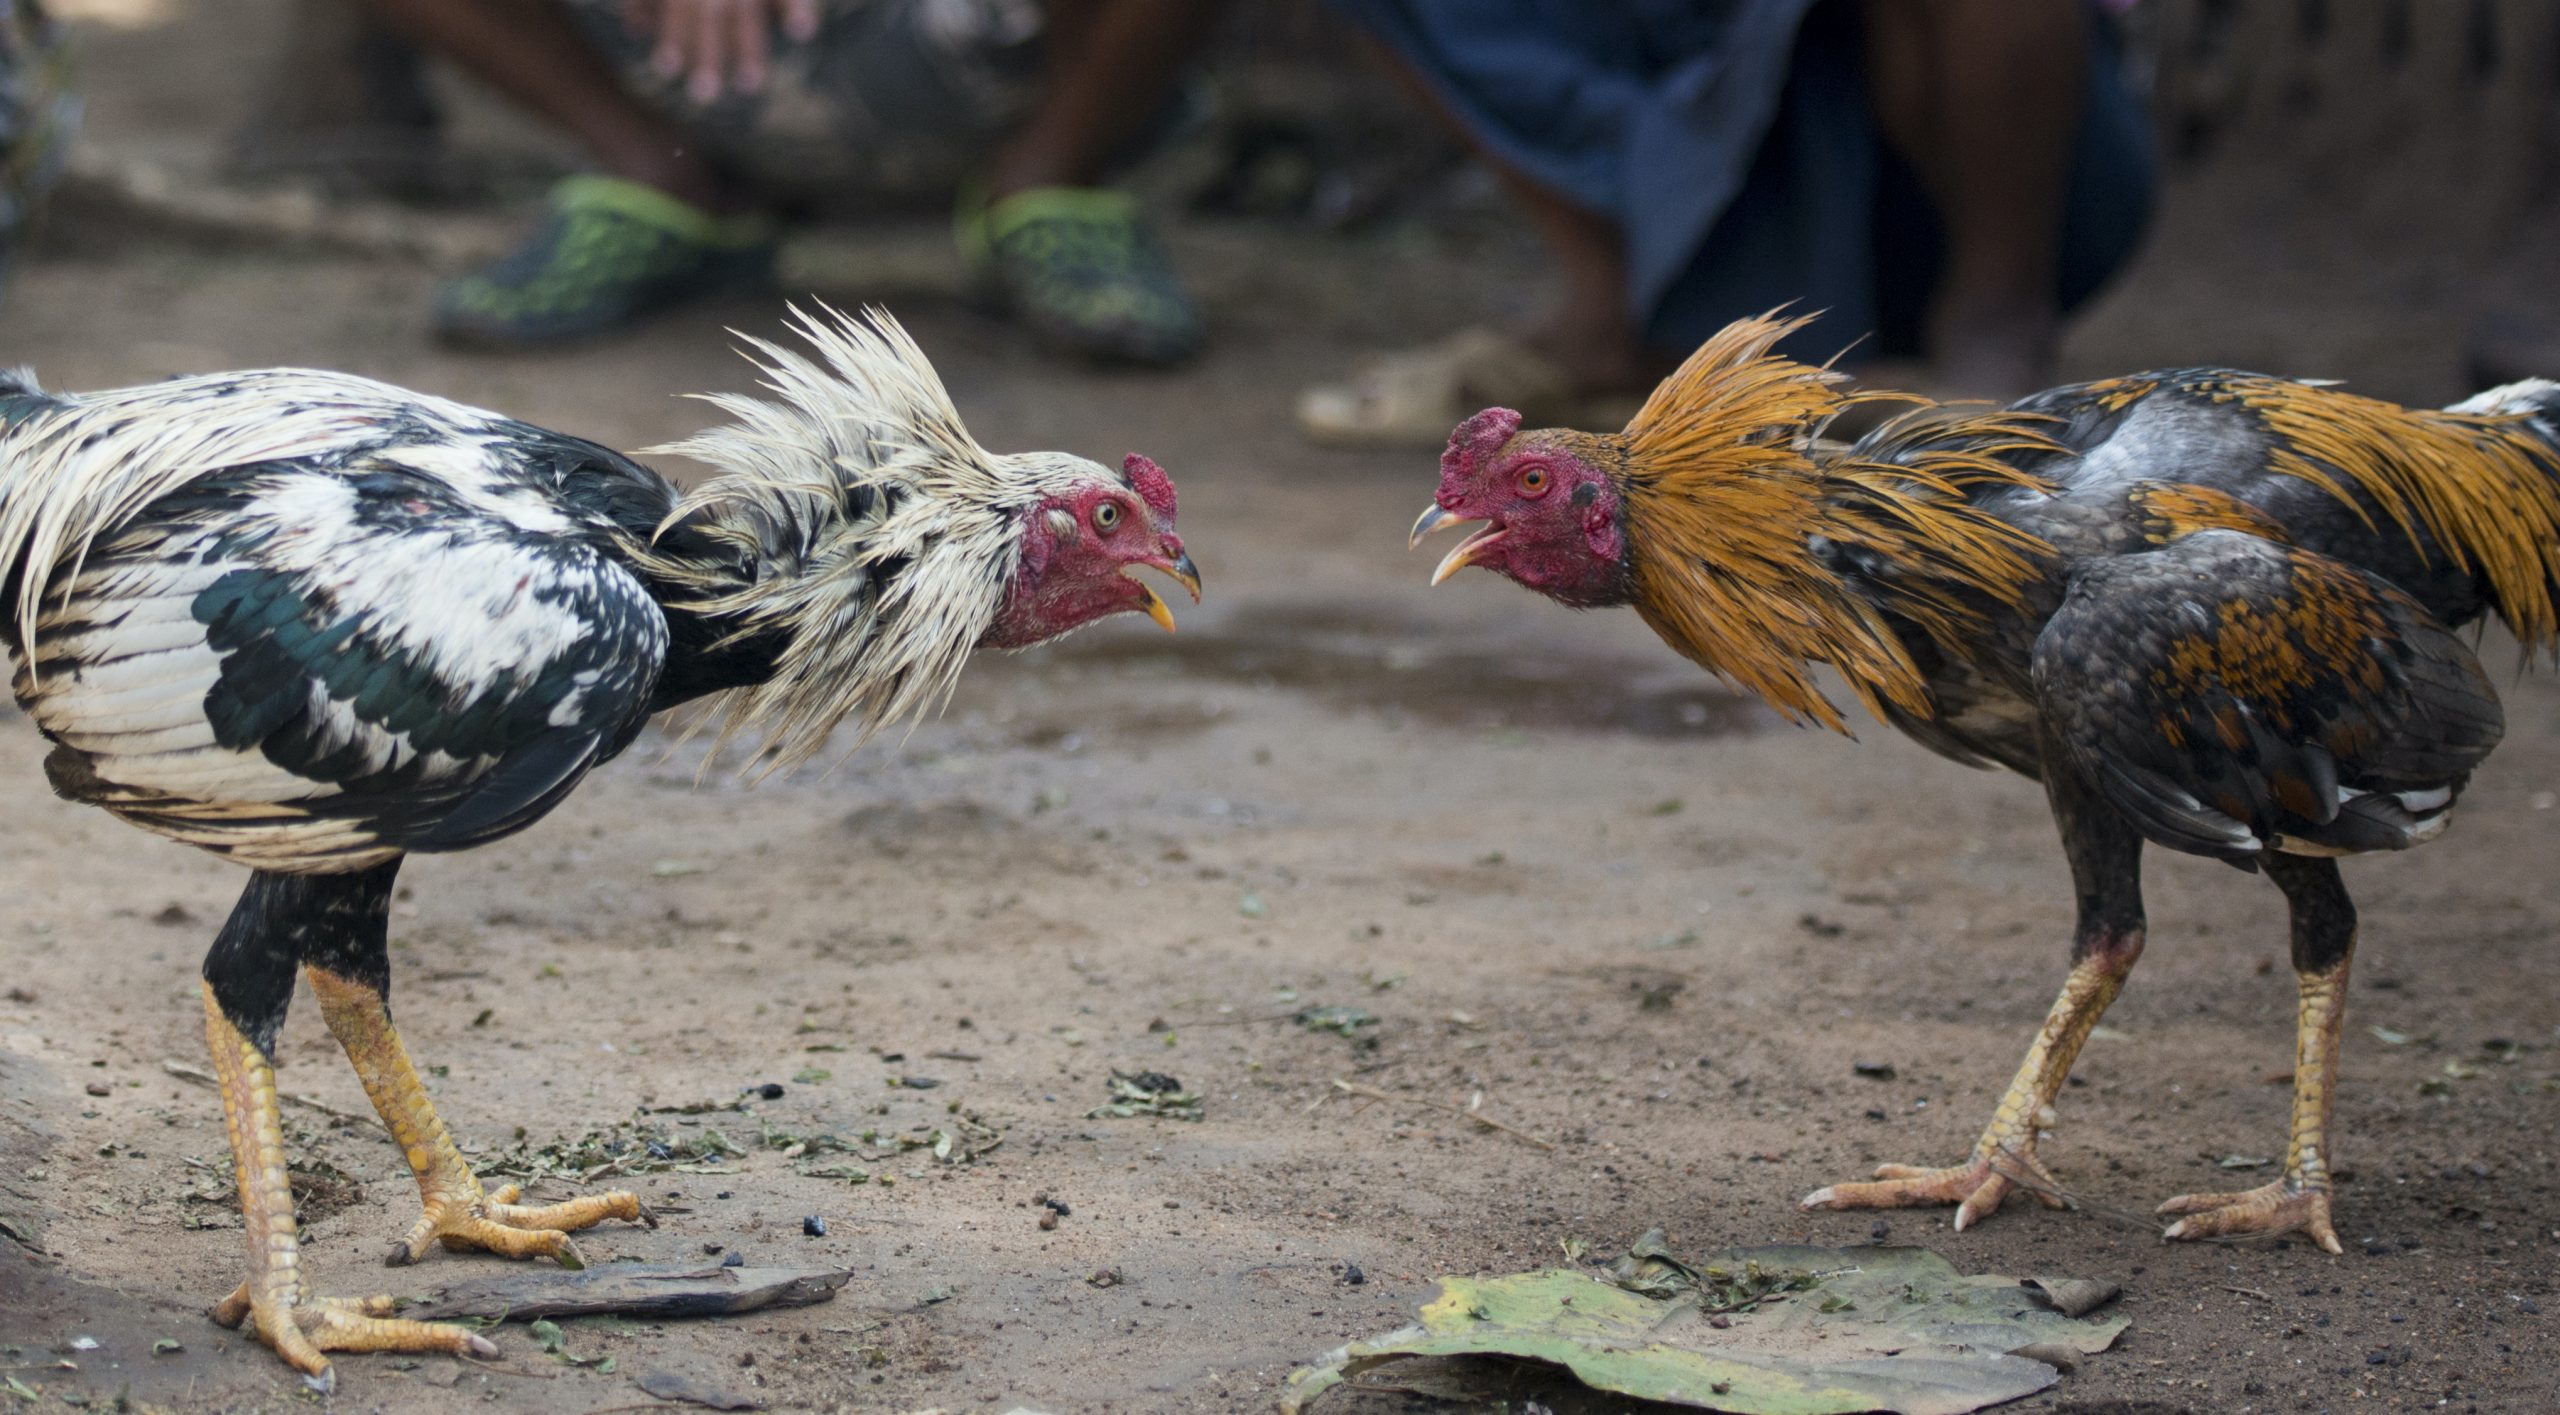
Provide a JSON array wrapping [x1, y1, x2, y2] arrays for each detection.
[[2233, 378, 2560, 651], [1606, 315, 2057, 732]]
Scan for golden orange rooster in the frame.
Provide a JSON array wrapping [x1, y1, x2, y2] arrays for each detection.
[[1414, 314, 2558, 1252]]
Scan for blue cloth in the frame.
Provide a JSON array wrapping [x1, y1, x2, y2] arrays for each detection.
[[1333, 0, 2155, 360]]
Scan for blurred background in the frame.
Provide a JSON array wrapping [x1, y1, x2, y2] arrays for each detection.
[[2, 0, 2554, 415], [4, 9, 2560, 1410]]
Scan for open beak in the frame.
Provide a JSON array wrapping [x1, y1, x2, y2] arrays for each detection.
[[1125, 549, 1203, 634], [1409, 503, 1504, 586]]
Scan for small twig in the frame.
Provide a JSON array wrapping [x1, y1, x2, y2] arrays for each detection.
[[2222, 1284, 2274, 1302], [160, 1060, 385, 1132], [1981, 1151, 2308, 1246], [464, 1360, 558, 1380], [1324, 1080, 1553, 1150], [1184, 1010, 1311, 1029], [1979, 1149, 2160, 1233]]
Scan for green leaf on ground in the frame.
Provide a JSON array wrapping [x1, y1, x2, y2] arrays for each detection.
[[1293, 1005, 1376, 1037], [1284, 1238, 2126, 1414]]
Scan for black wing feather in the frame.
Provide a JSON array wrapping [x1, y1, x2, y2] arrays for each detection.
[[2034, 530, 2503, 863]]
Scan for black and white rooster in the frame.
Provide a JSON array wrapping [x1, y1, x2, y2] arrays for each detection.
[[0, 306, 1199, 1386]]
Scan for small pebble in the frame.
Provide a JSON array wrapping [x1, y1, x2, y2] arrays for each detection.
[[1038, 1212, 1058, 1231], [756, 1083, 786, 1101], [85, 1082, 110, 1097], [802, 1215, 827, 1238], [1339, 1263, 1366, 1286]]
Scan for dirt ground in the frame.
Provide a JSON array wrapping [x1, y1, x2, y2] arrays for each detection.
[[4, 4, 2559, 1413]]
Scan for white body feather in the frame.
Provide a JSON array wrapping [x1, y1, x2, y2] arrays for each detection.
[[1, 370, 667, 871], [0, 305, 1131, 868]]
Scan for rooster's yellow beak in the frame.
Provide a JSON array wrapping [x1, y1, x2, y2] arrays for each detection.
[[1410, 503, 1502, 585], [1409, 503, 1461, 548], [1125, 550, 1202, 634]]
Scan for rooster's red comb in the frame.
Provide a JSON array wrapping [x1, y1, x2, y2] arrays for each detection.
[[1441, 407, 1523, 486], [1124, 453, 1176, 520]]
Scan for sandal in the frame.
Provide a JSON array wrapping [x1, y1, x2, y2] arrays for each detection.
[[961, 186, 1202, 367], [433, 175, 777, 349], [1295, 328, 1641, 449]]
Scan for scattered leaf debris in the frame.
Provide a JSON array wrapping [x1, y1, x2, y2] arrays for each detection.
[[1088, 1070, 1204, 1121]]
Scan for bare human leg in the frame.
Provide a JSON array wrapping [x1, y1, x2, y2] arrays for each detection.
[[1357, 36, 1654, 396], [1862, 0, 2086, 399], [351, 0, 738, 211], [985, 0, 1224, 201]]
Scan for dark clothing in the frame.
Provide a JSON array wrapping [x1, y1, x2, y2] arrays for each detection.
[[1333, 0, 2154, 359]]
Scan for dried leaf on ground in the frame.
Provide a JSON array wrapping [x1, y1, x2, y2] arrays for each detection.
[[1087, 1070, 1203, 1121], [2020, 1276, 2121, 1319], [1285, 1239, 2127, 1415]]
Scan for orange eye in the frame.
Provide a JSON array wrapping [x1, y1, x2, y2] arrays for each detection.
[[1517, 465, 1551, 497]]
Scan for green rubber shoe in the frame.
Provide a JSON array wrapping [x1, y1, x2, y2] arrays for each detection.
[[435, 176, 776, 348], [964, 187, 1202, 366]]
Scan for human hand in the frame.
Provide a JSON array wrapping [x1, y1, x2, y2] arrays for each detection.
[[624, 0, 822, 104]]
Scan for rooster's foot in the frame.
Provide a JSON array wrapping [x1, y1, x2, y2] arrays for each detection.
[[1801, 1147, 2067, 1231], [392, 1182, 652, 1267], [211, 1279, 495, 1392], [2158, 1180, 2341, 1253]]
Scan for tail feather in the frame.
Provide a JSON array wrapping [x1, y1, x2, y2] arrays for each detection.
[[2439, 376, 2560, 647], [2446, 377, 2560, 428]]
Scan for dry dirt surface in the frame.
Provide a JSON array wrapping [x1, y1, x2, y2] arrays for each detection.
[[4, 4, 2559, 1412]]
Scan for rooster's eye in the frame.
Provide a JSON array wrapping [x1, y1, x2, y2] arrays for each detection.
[[1093, 501, 1122, 532], [1517, 465, 1552, 497]]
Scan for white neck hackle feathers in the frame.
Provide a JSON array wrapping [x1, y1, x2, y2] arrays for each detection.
[[637, 304, 1103, 775]]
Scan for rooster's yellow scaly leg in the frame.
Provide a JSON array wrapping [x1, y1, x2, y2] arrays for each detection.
[[1803, 768, 2144, 1232], [2157, 955, 2348, 1252], [201, 983, 497, 1390], [306, 967, 650, 1267], [1802, 943, 2132, 1227]]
